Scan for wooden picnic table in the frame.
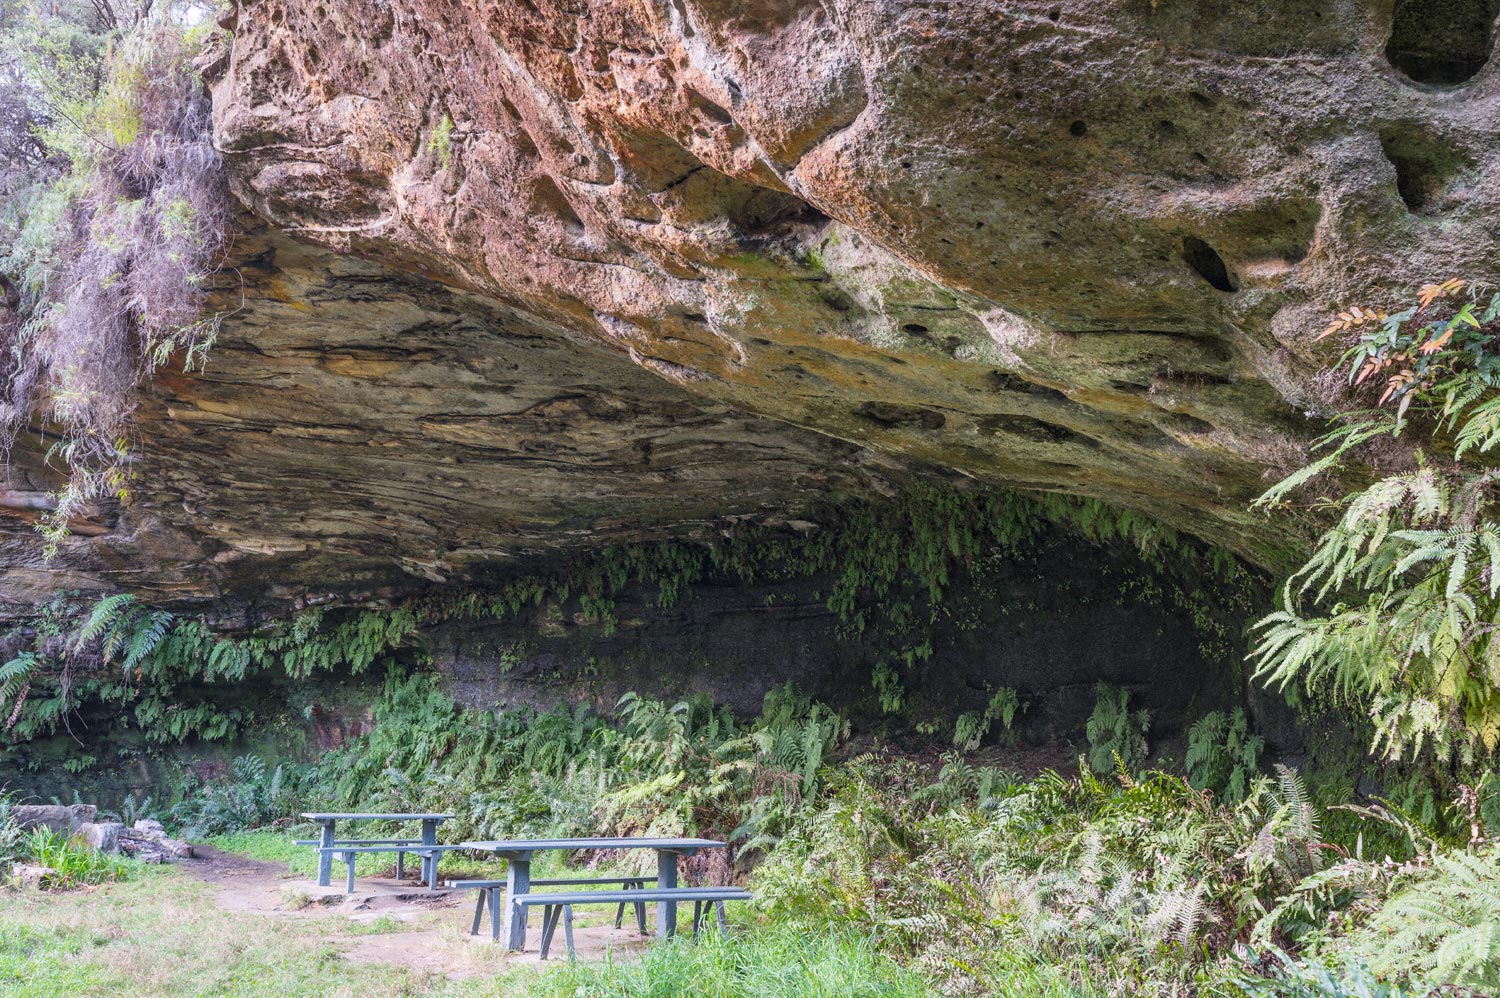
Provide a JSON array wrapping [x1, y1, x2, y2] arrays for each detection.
[[301, 812, 452, 887], [458, 836, 726, 950]]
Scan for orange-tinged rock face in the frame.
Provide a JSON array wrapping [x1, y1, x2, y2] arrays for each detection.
[[11, 0, 1496, 607]]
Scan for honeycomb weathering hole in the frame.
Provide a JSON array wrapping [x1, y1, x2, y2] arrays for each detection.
[[1386, 0, 1499, 86], [1380, 124, 1470, 214], [1182, 236, 1237, 293]]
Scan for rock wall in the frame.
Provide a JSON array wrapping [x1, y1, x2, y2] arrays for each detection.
[[194, 0, 1500, 579], [15, 2, 1498, 634], [432, 532, 1249, 744]]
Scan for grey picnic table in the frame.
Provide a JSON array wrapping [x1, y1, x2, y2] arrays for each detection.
[[458, 836, 725, 951], [301, 812, 452, 888]]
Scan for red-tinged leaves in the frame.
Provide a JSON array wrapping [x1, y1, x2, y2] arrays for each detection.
[[1419, 328, 1455, 355], [1418, 279, 1465, 310]]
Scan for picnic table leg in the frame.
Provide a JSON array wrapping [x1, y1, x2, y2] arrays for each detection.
[[316, 820, 335, 887], [502, 857, 531, 951], [345, 851, 356, 894], [656, 850, 679, 940], [421, 820, 439, 890], [396, 851, 405, 881]]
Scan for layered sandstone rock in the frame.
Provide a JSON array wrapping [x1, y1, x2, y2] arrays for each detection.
[[13, 0, 1500, 606]]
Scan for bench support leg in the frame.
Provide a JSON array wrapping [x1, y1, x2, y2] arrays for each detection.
[[420, 819, 438, 889], [615, 878, 643, 929], [715, 900, 727, 933], [345, 852, 357, 895], [471, 889, 487, 936], [539, 904, 562, 960], [563, 905, 575, 961], [490, 887, 502, 943], [396, 851, 405, 881]]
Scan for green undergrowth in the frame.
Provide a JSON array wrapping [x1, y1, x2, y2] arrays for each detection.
[[15, 827, 132, 890], [119, 681, 1500, 996], [1, 481, 1261, 751]]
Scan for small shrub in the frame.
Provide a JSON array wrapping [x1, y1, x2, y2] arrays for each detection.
[[1234, 948, 1423, 998], [871, 660, 904, 715], [1351, 846, 1500, 991], [18, 828, 130, 889], [0, 790, 22, 872], [171, 755, 303, 837], [426, 113, 454, 169]]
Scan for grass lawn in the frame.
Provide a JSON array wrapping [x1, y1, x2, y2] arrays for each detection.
[[0, 853, 951, 997], [207, 830, 629, 883]]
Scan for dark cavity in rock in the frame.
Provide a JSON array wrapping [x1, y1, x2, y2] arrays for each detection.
[[1181, 236, 1237, 293], [1386, 0, 1499, 86], [1380, 123, 1471, 213], [855, 401, 946, 430]]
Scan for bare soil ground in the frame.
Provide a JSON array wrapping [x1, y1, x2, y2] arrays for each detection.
[[177, 846, 653, 978]]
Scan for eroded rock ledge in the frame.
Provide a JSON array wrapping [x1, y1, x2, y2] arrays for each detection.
[[12, 0, 1500, 608]]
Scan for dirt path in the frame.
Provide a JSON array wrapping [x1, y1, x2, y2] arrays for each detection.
[[175, 847, 652, 978]]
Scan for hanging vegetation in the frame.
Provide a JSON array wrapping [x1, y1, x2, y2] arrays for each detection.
[[0, 1, 229, 552]]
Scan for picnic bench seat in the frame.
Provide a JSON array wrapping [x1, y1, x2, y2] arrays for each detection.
[[295, 839, 422, 879], [449, 877, 658, 941], [511, 886, 752, 960], [319, 844, 473, 892]]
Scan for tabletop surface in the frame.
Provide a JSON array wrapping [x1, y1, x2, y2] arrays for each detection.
[[458, 837, 725, 852], [301, 813, 452, 821]]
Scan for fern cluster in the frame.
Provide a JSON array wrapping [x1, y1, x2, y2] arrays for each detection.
[[1, 478, 1256, 753], [1186, 708, 1264, 802], [1255, 282, 1500, 762], [1084, 683, 1150, 774]]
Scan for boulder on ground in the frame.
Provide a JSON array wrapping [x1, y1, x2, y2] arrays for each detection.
[[11, 804, 95, 834], [8, 864, 56, 888], [78, 821, 124, 853], [119, 822, 194, 862]]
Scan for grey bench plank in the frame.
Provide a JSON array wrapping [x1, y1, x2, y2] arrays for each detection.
[[294, 838, 418, 847], [459, 877, 659, 938], [301, 812, 452, 821], [321, 845, 471, 854], [322, 844, 473, 892], [513, 887, 750, 959], [449, 876, 659, 889], [513, 887, 749, 906], [459, 837, 724, 855]]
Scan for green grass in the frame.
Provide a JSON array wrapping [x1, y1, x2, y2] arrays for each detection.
[[0, 852, 1129, 997], [0, 867, 452, 997], [521, 926, 941, 998], [18, 828, 133, 889], [207, 830, 515, 882]]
